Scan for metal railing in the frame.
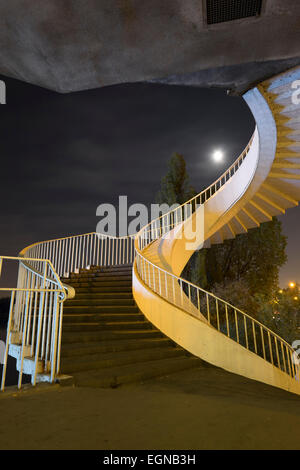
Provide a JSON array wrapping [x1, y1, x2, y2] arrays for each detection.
[[1, 233, 135, 391], [135, 252, 299, 381], [135, 127, 300, 384], [2, 126, 293, 391], [137, 132, 255, 252], [0, 256, 72, 391], [21, 232, 136, 278]]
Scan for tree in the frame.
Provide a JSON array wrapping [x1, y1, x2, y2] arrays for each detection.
[[156, 152, 196, 206], [187, 217, 287, 319], [190, 250, 208, 289], [204, 217, 287, 300]]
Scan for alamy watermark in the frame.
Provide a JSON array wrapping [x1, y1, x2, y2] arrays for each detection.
[[291, 80, 300, 105], [96, 196, 205, 251]]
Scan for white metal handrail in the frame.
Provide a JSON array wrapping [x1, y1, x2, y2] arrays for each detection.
[[0, 256, 72, 391], [134, 128, 300, 384], [1, 233, 134, 391], [135, 252, 299, 382], [137, 131, 255, 252], [21, 232, 135, 278]]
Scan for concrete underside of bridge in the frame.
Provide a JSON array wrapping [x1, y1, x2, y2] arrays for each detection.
[[1, 0, 300, 94]]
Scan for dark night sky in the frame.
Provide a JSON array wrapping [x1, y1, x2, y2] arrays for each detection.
[[0, 75, 299, 288]]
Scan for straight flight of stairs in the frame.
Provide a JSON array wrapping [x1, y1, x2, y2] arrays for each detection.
[[60, 264, 201, 387]]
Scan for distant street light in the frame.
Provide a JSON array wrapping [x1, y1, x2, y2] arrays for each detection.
[[289, 282, 296, 288]]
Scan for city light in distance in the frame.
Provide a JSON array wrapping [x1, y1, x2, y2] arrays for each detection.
[[289, 281, 296, 288]]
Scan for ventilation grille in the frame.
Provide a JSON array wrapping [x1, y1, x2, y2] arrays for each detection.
[[206, 0, 262, 25]]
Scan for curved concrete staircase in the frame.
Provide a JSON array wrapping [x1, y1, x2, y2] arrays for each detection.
[[2, 66, 300, 396], [132, 66, 300, 395]]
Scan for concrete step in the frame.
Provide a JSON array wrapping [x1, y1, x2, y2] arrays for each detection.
[[62, 321, 153, 332], [77, 270, 132, 277], [69, 286, 132, 293], [64, 281, 132, 288], [63, 313, 144, 323], [76, 268, 132, 273], [64, 276, 132, 282], [80, 266, 132, 274], [89, 263, 132, 269], [63, 305, 139, 313], [62, 329, 163, 344], [72, 292, 133, 300], [61, 346, 186, 374], [66, 274, 132, 281], [61, 338, 174, 358], [72, 356, 202, 388], [65, 298, 136, 306]]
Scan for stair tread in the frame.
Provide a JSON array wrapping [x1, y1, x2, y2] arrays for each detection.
[[63, 315, 144, 323], [62, 346, 182, 362], [63, 320, 150, 326], [65, 299, 135, 304], [62, 329, 163, 341], [72, 355, 202, 387], [61, 337, 172, 355], [73, 293, 132, 297], [63, 313, 143, 318], [64, 305, 138, 309], [61, 346, 185, 373]]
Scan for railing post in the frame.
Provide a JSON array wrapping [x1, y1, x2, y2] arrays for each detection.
[[260, 326, 266, 360], [252, 321, 257, 354], [56, 300, 64, 377], [32, 262, 47, 386], [206, 293, 210, 323], [281, 342, 287, 373], [234, 309, 239, 343], [225, 305, 230, 337], [1, 291, 15, 391], [18, 291, 30, 389], [243, 316, 249, 349], [275, 337, 281, 370], [216, 299, 220, 331], [268, 331, 274, 365], [50, 292, 60, 382]]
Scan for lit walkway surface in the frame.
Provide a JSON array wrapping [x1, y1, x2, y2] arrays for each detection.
[[1, 366, 300, 450]]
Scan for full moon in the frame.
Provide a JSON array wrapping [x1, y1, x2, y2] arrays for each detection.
[[212, 150, 224, 163]]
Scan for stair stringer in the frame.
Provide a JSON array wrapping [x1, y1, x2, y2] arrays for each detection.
[[133, 70, 300, 395], [133, 263, 300, 395]]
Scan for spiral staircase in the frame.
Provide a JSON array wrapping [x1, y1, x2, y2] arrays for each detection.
[[1, 66, 300, 395]]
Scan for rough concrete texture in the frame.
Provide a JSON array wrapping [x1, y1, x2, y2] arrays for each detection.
[[0, 0, 300, 93], [1, 363, 300, 449]]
